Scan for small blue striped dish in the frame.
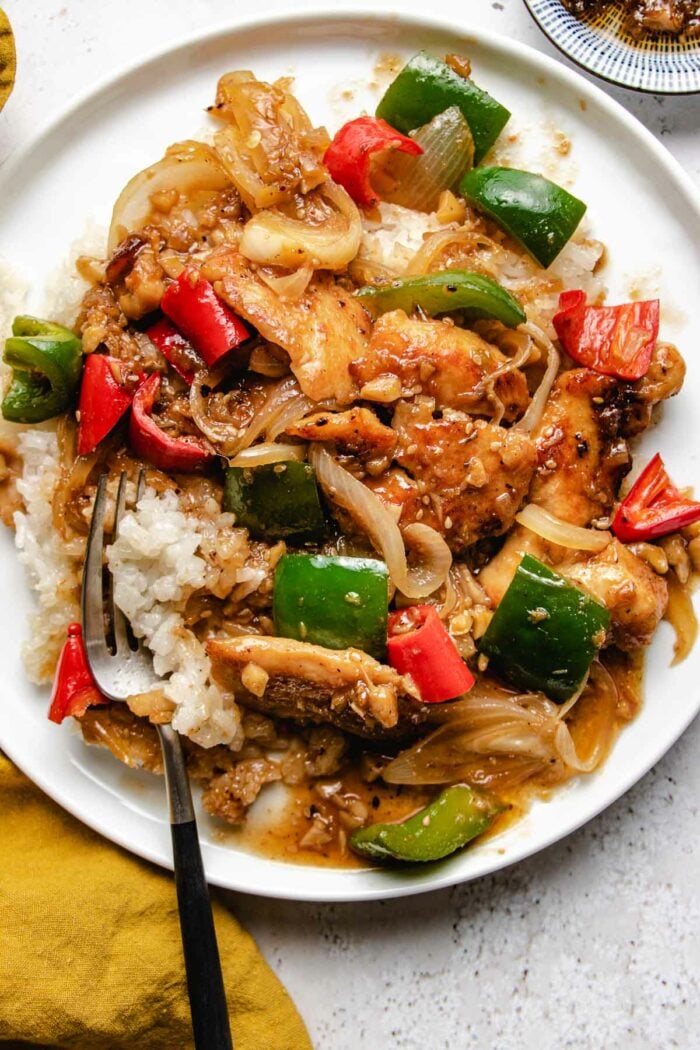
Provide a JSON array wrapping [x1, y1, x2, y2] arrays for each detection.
[[523, 0, 700, 94]]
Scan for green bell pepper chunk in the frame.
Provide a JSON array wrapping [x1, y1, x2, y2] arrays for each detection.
[[460, 167, 587, 269], [479, 554, 610, 703], [376, 51, 510, 165], [354, 270, 526, 327], [223, 460, 326, 542], [350, 784, 503, 863], [2, 315, 83, 423], [273, 554, 388, 659]]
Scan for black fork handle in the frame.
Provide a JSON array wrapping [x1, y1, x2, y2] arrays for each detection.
[[158, 725, 233, 1050]]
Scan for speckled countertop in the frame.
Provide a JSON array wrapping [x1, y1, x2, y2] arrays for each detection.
[[2, 1, 698, 1046]]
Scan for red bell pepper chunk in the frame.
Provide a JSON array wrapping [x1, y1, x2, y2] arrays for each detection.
[[323, 116, 423, 209], [77, 354, 134, 456], [612, 453, 700, 543], [387, 605, 474, 703], [553, 289, 659, 381], [48, 622, 109, 725], [146, 317, 202, 385], [160, 268, 249, 369], [129, 372, 216, 473]]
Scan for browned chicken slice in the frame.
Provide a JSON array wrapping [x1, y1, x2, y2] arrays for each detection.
[[387, 400, 537, 552], [479, 352, 684, 649], [612, 341, 686, 437], [208, 636, 431, 742], [349, 310, 530, 421], [478, 528, 667, 651], [285, 407, 396, 459], [564, 541, 667, 650], [530, 369, 629, 527], [363, 467, 442, 531], [202, 248, 371, 404], [531, 344, 685, 528]]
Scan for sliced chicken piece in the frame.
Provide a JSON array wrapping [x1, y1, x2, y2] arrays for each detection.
[[202, 248, 371, 404], [530, 368, 629, 527], [529, 346, 685, 526], [478, 527, 547, 605], [607, 341, 686, 438], [349, 310, 529, 421], [389, 400, 537, 552], [563, 541, 668, 650], [285, 406, 396, 459], [208, 635, 431, 742], [476, 350, 684, 650], [478, 528, 667, 651], [363, 467, 442, 532]]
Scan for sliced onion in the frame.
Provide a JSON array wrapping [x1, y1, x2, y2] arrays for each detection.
[[229, 442, 306, 467], [516, 503, 612, 552], [556, 662, 618, 772], [514, 322, 561, 435], [309, 445, 451, 599], [190, 373, 311, 457], [108, 141, 230, 253], [239, 180, 362, 271], [247, 343, 290, 378], [377, 107, 475, 213], [383, 691, 562, 786], [257, 264, 314, 301], [664, 571, 698, 666], [212, 72, 328, 212], [265, 390, 317, 441], [406, 229, 502, 276], [383, 668, 618, 787]]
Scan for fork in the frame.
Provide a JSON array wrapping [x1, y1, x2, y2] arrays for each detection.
[[82, 470, 234, 1050]]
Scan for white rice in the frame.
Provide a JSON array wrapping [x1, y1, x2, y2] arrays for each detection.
[[107, 488, 246, 750], [39, 221, 107, 327], [14, 429, 81, 683], [360, 202, 447, 274], [360, 201, 604, 334], [14, 433, 249, 747]]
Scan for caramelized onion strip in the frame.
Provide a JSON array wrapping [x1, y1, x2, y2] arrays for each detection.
[[309, 445, 451, 599]]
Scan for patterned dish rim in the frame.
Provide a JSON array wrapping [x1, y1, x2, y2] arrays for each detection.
[[523, 0, 700, 94]]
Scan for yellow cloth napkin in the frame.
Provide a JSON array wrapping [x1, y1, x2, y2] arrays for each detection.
[[0, 9, 16, 113], [0, 753, 311, 1050]]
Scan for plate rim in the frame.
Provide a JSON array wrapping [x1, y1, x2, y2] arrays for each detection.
[[1, 5, 699, 902], [521, 0, 700, 96]]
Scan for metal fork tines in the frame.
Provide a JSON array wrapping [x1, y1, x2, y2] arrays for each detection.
[[81, 470, 233, 1050], [82, 470, 159, 701]]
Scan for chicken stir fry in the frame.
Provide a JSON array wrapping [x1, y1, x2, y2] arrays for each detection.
[[564, 0, 700, 37], [4, 55, 698, 869]]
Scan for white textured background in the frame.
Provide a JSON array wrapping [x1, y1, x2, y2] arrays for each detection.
[[3, 1, 698, 1047]]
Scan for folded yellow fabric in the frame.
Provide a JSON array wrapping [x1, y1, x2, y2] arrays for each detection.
[[0, 753, 311, 1050], [0, 9, 16, 113]]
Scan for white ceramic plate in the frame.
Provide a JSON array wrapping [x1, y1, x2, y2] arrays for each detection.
[[1, 10, 699, 902]]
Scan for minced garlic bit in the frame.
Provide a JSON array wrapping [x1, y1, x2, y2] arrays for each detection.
[[241, 661, 270, 698], [436, 189, 467, 225], [360, 376, 403, 402]]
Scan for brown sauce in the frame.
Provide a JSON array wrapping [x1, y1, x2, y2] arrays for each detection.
[[214, 651, 645, 868]]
